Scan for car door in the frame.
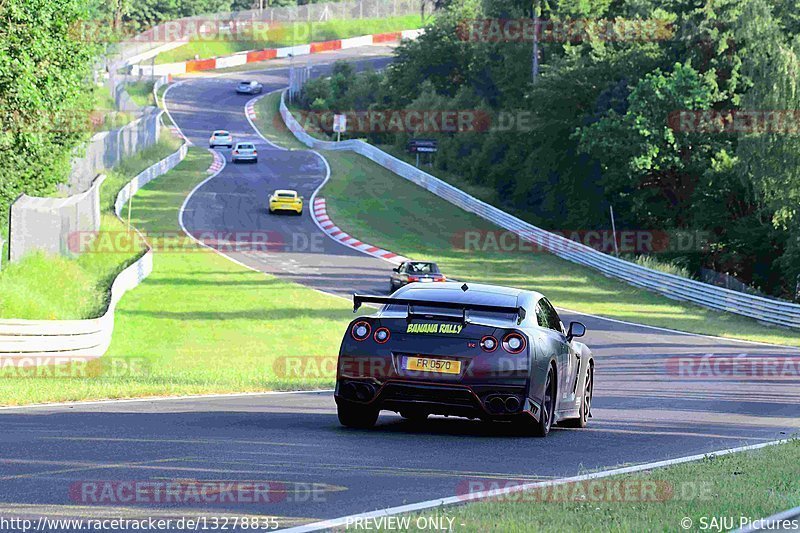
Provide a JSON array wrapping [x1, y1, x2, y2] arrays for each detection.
[[538, 298, 572, 404], [545, 298, 581, 404], [391, 262, 406, 286]]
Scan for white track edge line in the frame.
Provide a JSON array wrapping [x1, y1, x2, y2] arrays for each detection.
[[245, 90, 289, 152], [281, 437, 795, 533], [162, 81, 192, 146], [0, 389, 335, 411]]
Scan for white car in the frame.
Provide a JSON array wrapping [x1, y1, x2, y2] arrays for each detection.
[[232, 142, 258, 163], [209, 130, 233, 148]]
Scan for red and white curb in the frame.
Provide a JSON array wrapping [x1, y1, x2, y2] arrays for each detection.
[[245, 101, 257, 121], [312, 198, 409, 265], [207, 149, 225, 174]]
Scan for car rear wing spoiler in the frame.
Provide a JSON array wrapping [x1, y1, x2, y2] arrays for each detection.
[[353, 294, 527, 324]]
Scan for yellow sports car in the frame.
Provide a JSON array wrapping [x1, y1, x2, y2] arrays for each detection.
[[268, 189, 303, 215]]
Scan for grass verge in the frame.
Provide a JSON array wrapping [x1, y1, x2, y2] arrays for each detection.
[[156, 15, 421, 64], [402, 439, 800, 532], [92, 85, 135, 130], [258, 90, 800, 347], [0, 136, 182, 320], [0, 146, 357, 405], [125, 80, 156, 107]]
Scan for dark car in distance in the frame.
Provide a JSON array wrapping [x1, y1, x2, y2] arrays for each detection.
[[389, 261, 446, 292]]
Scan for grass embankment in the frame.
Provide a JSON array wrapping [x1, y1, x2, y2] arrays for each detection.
[[0, 137, 181, 320], [125, 80, 156, 107], [155, 15, 421, 64], [0, 146, 357, 405], [403, 439, 800, 532], [256, 90, 800, 347]]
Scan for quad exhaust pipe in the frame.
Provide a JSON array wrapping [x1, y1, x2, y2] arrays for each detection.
[[342, 382, 376, 402], [486, 395, 522, 414], [504, 396, 521, 412]]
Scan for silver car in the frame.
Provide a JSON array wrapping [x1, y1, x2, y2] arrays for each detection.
[[209, 130, 233, 148], [236, 81, 263, 94], [232, 142, 258, 163]]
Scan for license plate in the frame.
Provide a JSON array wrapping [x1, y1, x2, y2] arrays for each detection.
[[404, 356, 461, 374], [420, 278, 433, 282]]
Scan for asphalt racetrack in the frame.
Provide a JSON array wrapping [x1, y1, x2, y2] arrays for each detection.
[[1, 47, 798, 531]]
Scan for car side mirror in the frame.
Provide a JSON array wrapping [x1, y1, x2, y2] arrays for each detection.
[[566, 321, 586, 342]]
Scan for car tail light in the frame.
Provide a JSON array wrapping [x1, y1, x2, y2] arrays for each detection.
[[503, 332, 526, 354], [480, 335, 498, 352], [434, 275, 446, 282], [351, 321, 371, 341], [233, 150, 239, 154], [253, 151, 258, 155], [374, 327, 390, 344], [407, 275, 419, 282]]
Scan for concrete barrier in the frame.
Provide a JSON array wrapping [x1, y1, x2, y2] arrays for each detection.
[[9, 175, 105, 262], [0, 131, 189, 361]]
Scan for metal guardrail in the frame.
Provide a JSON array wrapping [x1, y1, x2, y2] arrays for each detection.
[[280, 91, 800, 329], [0, 118, 188, 361], [734, 505, 800, 532]]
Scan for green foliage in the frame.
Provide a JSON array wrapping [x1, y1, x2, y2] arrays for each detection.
[[576, 63, 721, 227], [0, 0, 100, 229], [296, 0, 800, 298]]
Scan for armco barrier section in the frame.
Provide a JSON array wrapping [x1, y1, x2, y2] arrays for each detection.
[[133, 29, 424, 77], [9, 175, 106, 262], [279, 92, 800, 328], [0, 129, 188, 362]]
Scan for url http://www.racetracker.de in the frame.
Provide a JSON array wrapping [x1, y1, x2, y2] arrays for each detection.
[[0, 516, 283, 532]]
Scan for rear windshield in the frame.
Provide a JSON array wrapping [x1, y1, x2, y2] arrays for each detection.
[[277, 193, 296, 198], [407, 262, 440, 273], [214, 131, 229, 136], [238, 144, 254, 149]]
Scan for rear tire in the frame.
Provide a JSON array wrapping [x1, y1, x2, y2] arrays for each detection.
[[562, 365, 592, 428], [337, 403, 378, 429], [525, 366, 556, 437]]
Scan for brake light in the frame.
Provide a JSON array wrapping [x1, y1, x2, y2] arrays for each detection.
[[253, 151, 257, 155], [233, 150, 239, 154], [374, 327, 390, 344], [407, 275, 419, 282], [503, 332, 526, 354], [480, 335, 498, 352], [434, 275, 446, 282], [351, 321, 371, 341]]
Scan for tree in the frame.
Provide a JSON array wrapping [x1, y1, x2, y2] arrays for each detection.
[[576, 63, 723, 228], [0, 0, 100, 223], [734, 0, 800, 294]]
